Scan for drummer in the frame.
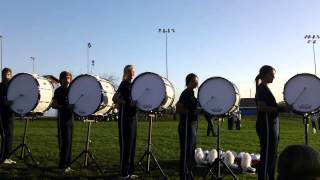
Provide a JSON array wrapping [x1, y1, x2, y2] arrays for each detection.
[[255, 65, 279, 180], [52, 71, 74, 172], [176, 73, 199, 180], [112, 65, 138, 179], [0, 68, 16, 164]]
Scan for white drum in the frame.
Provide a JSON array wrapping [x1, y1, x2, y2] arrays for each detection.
[[198, 77, 240, 116], [7, 73, 54, 115], [131, 72, 175, 112], [284, 73, 320, 113], [68, 74, 115, 117]]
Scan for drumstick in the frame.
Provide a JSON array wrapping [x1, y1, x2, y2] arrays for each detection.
[[74, 94, 84, 105], [12, 94, 24, 102], [290, 87, 307, 106]]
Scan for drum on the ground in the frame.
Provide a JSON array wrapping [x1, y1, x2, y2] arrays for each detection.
[[131, 72, 175, 112], [198, 77, 240, 116], [7, 73, 54, 115], [68, 74, 115, 117], [284, 73, 320, 114]]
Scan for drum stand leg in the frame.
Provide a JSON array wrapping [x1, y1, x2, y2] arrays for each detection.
[[9, 117, 39, 166], [206, 118, 238, 180], [70, 120, 103, 174], [304, 113, 309, 145], [137, 113, 168, 179]]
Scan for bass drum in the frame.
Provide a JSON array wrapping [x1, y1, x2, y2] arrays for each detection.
[[68, 74, 115, 117], [131, 72, 175, 112], [7, 73, 54, 115], [198, 77, 240, 116], [284, 73, 320, 114]]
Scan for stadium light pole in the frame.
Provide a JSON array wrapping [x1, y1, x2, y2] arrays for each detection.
[[0, 35, 2, 71], [305, 34, 320, 75], [87, 42, 92, 74], [30, 56, 35, 73], [158, 28, 175, 79]]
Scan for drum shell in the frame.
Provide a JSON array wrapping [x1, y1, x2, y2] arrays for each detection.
[[283, 73, 320, 114], [198, 77, 240, 116], [7, 73, 54, 115], [68, 74, 115, 117], [131, 72, 175, 112]]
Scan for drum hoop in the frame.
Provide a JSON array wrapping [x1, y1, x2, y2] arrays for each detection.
[[283, 73, 320, 114], [7, 73, 41, 115], [160, 76, 175, 109], [68, 74, 103, 117], [198, 76, 238, 116], [131, 72, 166, 112]]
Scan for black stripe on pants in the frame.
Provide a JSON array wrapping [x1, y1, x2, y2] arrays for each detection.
[[118, 112, 137, 176], [178, 118, 197, 180], [58, 116, 73, 169], [256, 114, 279, 180], [0, 112, 13, 162]]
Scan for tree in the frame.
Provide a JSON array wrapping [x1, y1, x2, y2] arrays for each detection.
[[100, 74, 120, 89]]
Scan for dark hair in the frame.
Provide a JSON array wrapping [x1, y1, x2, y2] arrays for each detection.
[[255, 65, 275, 88], [185, 73, 197, 86], [59, 71, 72, 82], [277, 145, 320, 180], [2, 67, 12, 77]]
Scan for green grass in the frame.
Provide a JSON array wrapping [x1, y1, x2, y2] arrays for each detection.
[[0, 114, 319, 179]]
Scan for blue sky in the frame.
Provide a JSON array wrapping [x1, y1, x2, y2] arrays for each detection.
[[1, 0, 320, 101]]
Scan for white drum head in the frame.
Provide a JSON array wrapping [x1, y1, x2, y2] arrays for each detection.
[[284, 73, 320, 113], [198, 77, 238, 116], [131, 72, 166, 112], [68, 75, 102, 116], [7, 73, 40, 115]]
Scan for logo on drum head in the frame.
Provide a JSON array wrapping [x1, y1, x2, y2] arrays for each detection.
[[211, 108, 222, 113], [298, 104, 312, 110], [143, 104, 152, 109]]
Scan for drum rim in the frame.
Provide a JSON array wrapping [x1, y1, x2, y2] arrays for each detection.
[[283, 73, 320, 114], [68, 74, 103, 117], [7, 73, 44, 116], [198, 76, 239, 116], [131, 72, 168, 112]]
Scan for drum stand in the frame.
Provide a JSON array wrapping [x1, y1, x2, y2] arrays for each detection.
[[70, 119, 103, 174], [206, 117, 238, 180], [137, 113, 168, 179], [9, 116, 39, 166], [303, 113, 309, 145]]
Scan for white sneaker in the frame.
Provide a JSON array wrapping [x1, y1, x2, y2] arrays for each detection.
[[129, 174, 139, 179], [3, 159, 13, 164], [63, 167, 74, 173], [8, 159, 16, 164], [313, 128, 317, 134]]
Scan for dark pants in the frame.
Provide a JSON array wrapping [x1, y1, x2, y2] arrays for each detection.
[[236, 118, 241, 130], [178, 117, 198, 180], [0, 111, 14, 162], [256, 114, 279, 180], [118, 111, 137, 176], [57, 115, 73, 169], [205, 117, 215, 136]]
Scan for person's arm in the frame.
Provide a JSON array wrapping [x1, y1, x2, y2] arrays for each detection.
[[176, 102, 189, 114], [112, 92, 126, 105]]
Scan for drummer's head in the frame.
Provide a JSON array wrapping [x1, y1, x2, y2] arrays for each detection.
[[186, 73, 198, 89], [255, 65, 275, 86], [123, 65, 135, 81], [59, 71, 72, 87], [2, 68, 12, 83]]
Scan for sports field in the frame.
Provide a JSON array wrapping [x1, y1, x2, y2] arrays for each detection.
[[0, 114, 319, 179]]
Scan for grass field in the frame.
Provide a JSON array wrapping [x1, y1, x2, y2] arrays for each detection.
[[0, 114, 319, 179]]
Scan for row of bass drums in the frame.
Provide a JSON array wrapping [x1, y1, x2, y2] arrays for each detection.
[[7, 71, 320, 118], [6, 72, 176, 117]]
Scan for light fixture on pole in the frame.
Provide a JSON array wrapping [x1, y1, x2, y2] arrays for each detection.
[[158, 28, 175, 79], [30, 57, 35, 73], [305, 34, 320, 75]]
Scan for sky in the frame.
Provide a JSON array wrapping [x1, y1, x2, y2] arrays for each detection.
[[1, 0, 320, 102]]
